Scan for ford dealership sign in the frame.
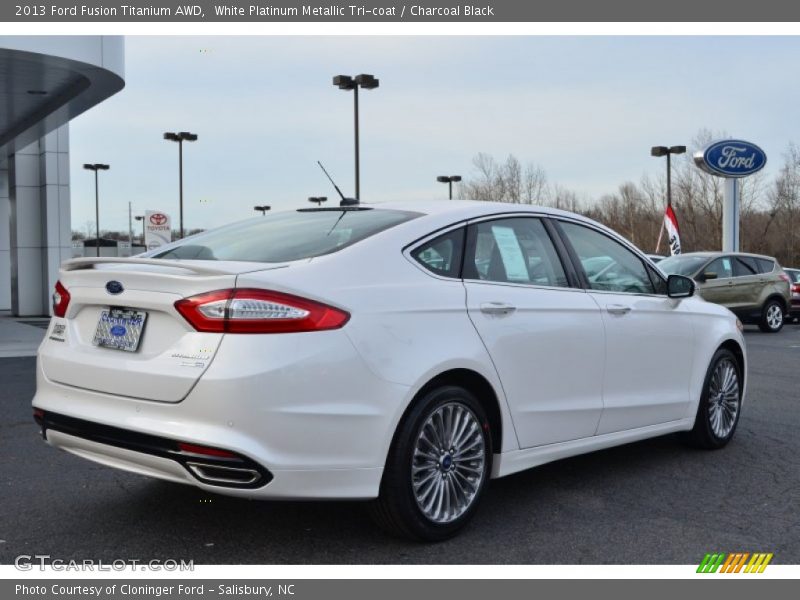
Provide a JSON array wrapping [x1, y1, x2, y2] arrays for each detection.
[[694, 139, 767, 178]]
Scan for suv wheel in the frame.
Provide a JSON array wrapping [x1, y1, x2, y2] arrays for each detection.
[[758, 299, 784, 333]]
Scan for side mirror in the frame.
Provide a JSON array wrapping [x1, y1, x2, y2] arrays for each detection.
[[702, 271, 718, 281], [668, 274, 695, 298]]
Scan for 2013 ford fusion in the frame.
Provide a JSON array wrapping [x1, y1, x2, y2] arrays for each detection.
[[34, 201, 746, 540]]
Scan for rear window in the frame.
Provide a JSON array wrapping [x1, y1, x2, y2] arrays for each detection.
[[153, 208, 421, 263]]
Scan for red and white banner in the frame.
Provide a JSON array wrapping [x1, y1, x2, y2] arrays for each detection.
[[663, 204, 681, 256]]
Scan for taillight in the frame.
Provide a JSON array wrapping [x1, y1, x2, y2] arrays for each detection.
[[779, 273, 791, 283], [792, 283, 800, 294], [174, 288, 350, 334], [52, 280, 70, 317]]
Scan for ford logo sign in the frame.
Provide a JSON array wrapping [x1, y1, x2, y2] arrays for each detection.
[[694, 139, 767, 178], [105, 281, 124, 295], [110, 325, 127, 337]]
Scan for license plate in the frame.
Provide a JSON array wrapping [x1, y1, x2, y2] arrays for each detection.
[[92, 308, 148, 352]]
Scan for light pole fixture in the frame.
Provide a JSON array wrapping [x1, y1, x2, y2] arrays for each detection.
[[650, 145, 686, 206], [134, 215, 145, 243], [308, 196, 328, 207], [83, 163, 110, 257], [332, 73, 379, 203], [163, 131, 198, 238], [253, 205, 271, 215], [436, 175, 462, 200]]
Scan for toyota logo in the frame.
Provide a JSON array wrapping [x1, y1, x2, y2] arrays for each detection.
[[149, 213, 168, 226]]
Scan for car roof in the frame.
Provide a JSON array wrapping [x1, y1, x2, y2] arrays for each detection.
[[666, 250, 777, 261], [362, 199, 615, 234]]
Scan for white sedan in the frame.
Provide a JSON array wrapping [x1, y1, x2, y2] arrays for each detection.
[[34, 201, 746, 540]]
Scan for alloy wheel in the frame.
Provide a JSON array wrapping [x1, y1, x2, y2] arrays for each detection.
[[411, 402, 486, 524], [707, 358, 740, 439], [766, 304, 783, 330]]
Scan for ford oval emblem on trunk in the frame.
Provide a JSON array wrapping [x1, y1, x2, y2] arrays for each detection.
[[694, 139, 767, 178], [105, 280, 124, 295]]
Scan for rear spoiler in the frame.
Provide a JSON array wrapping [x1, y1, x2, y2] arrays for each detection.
[[62, 257, 236, 276]]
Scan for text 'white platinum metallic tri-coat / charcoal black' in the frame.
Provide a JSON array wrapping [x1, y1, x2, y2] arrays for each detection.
[[34, 201, 746, 540]]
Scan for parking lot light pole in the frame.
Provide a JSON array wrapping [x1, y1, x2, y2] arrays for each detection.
[[164, 131, 198, 238], [253, 205, 271, 216], [83, 163, 110, 257], [134, 215, 145, 243], [308, 196, 328, 207], [437, 175, 462, 200], [332, 74, 379, 202], [650, 145, 686, 207]]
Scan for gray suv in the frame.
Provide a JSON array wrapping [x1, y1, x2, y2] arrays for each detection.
[[658, 252, 792, 333]]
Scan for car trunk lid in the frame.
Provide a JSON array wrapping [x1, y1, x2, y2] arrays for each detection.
[[40, 258, 288, 403]]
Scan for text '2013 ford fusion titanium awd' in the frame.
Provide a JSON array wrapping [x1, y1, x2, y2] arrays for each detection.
[[33, 201, 746, 540]]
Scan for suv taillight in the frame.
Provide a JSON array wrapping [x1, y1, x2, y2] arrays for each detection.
[[792, 283, 800, 294], [174, 288, 350, 334], [52, 280, 70, 317], [779, 273, 791, 283]]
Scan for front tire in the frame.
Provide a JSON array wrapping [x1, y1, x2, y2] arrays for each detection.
[[759, 299, 784, 333], [370, 385, 492, 541], [687, 348, 742, 449]]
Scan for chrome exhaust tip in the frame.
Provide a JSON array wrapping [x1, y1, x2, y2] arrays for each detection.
[[186, 462, 262, 486]]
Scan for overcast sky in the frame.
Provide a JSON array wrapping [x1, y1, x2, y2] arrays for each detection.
[[69, 36, 800, 234]]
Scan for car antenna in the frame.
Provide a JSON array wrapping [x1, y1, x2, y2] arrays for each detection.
[[317, 161, 358, 207]]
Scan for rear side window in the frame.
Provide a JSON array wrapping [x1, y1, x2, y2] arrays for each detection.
[[153, 208, 420, 263], [733, 257, 758, 277], [464, 217, 568, 287], [755, 258, 775, 274], [411, 228, 464, 278]]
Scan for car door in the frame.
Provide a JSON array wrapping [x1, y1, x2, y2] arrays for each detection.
[[555, 220, 695, 434], [697, 256, 736, 307], [731, 256, 763, 310], [462, 216, 606, 448]]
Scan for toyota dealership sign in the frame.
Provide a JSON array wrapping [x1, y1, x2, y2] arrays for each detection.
[[144, 210, 172, 251]]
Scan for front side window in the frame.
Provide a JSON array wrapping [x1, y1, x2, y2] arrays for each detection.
[[411, 228, 464, 278], [152, 208, 421, 263], [705, 257, 733, 279], [559, 221, 654, 295], [464, 218, 568, 287]]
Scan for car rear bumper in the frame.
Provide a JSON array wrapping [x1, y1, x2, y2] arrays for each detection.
[[790, 297, 800, 316], [32, 331, 411, 499]]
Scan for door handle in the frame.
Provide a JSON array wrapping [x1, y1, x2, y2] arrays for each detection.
[[606, 304, 632, 315], [480, 302, 516, 315]]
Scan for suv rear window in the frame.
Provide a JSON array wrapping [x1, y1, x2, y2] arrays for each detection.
[[152, 208, 421, 263]]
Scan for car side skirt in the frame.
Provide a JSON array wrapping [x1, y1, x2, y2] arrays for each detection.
[[491, 418, 695, 478]]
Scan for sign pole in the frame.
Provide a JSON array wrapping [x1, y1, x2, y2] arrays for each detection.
[[722, 178, 739, 252]]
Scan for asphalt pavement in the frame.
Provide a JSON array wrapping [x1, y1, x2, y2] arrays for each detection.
[[1, 326, 799, 564]]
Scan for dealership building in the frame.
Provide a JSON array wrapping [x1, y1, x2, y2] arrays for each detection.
[[0, 36, 124, 316]]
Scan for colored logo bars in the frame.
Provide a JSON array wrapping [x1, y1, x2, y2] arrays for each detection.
[[697, 552, 773, 573]]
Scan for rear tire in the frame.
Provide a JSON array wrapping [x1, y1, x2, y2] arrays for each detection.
[[370, 385, 492, 541], [758, 299, 784, 333], [687, 348, 742, 449]]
